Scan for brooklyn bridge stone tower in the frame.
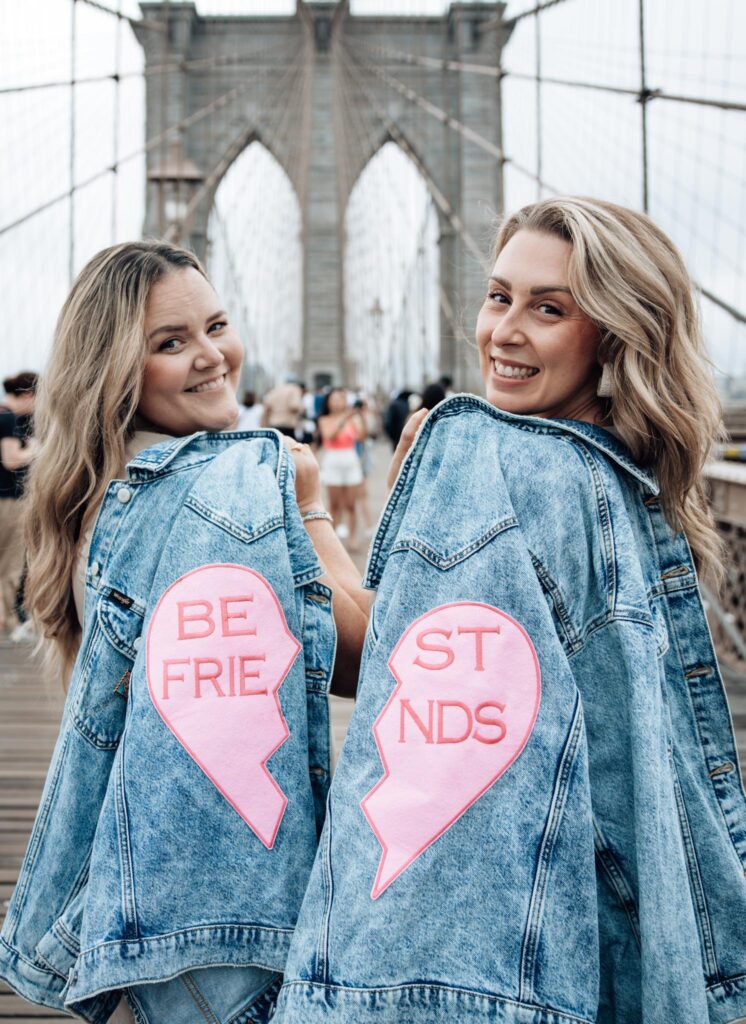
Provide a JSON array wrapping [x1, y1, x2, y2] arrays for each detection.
[[135, 1, 512, 389]]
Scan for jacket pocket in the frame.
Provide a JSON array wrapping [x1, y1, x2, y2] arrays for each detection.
[[390, 514, 518, 571], [67, 591, 143, 749]]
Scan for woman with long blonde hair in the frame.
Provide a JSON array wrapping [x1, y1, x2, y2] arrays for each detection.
[[24, 241, 367, 684], [9, 240, 368, 1024], [274, 197, 746, 1024]]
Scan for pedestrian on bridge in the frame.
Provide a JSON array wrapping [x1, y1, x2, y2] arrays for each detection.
[[274, 197, 746, 1024], [1, 241, 369, 1024], [317, 387, 366, 549], [0, 370, 37, 635]]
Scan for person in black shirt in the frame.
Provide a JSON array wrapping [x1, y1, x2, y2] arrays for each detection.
[[0, 372, 37, 632]]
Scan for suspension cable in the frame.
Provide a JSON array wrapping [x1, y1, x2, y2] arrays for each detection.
[[356, 43, 746, 115], [0, 74, 271, 238], [164, 54, 305, 241]]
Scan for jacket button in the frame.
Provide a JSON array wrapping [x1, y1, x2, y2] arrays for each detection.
[[117, 486, 132, 503], [90, 561, 100, 577], [133, 637, 141, 651]]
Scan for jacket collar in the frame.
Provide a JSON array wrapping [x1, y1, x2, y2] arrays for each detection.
[[126, 429, 282, 478], [431, 395, 659, 496]]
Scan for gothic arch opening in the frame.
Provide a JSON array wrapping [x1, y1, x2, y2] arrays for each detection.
[[207, 141, 302, 398], [344, 141, 440, 397]]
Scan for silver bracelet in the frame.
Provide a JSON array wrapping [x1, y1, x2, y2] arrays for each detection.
[[301, 510, 333, 524]]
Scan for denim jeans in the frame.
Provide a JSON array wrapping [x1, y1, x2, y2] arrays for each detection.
[[121, 965, 281, 1024]]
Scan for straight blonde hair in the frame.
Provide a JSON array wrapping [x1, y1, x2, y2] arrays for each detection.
[[493, 197, 725, 585], [24, 241, 206, 680]]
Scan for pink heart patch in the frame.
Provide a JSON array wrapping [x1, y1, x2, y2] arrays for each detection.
[[146, 563, 301, 849], [361, 601, 541, 898]]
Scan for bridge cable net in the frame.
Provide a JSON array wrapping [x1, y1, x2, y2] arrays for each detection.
[[343, 0, 746, 388], [0, 0, 305, 386], [0, 1, 744, 403]]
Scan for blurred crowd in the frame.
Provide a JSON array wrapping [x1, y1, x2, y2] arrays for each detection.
[[239, 374, 453, 552], [0, 371, 453, 639], [0, 371, 37, 642]]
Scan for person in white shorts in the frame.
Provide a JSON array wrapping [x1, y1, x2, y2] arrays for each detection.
[[318, 388, 365, 549]]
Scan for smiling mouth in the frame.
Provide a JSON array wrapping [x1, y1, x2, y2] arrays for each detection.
[[492, 360, 540, 380], [186, 373, 227, 394]]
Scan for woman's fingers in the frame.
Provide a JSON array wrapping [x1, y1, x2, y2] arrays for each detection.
[[282, 438, 322, 511], [386, 408, 428, 491]]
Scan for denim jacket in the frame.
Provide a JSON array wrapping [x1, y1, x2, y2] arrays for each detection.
[[276, 395, 746, 1024], [0, 431, 336, 1023]]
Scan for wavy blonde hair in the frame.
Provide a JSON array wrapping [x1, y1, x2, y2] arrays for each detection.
[[493, 196, 725, 586], [25, 241, 206, 680]]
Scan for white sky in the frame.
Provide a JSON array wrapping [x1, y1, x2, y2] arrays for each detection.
[[1, 0, 744, 395]]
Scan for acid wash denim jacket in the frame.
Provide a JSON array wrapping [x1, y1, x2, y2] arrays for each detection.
[[275, 395, 746, 1024], [0, 431, 336, 1023]]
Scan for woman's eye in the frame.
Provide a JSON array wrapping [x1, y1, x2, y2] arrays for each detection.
[[208, 321, 227, 333], [538, 303, 562, 316], [488, 290, 509, 305], [158, 337, 183, 352]]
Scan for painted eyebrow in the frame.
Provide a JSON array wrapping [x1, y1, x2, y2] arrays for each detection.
[[147, 311, 228, 342], [489, 276, 571, 296]]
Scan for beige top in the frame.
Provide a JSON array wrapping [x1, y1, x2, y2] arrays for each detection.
[[72, 431, 171, 628], [263, 382, 303, 428]]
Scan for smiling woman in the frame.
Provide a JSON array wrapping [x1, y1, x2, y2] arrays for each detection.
[[9, 239, 370, 1023], [23, 241, 367, 689], [138, 268, 244, 436], [477, 230, 602, 422]]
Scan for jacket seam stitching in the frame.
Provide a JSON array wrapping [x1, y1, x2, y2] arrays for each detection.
[[669, 752, 720, 981], [570, 442, 617, 614], [115, 753, 139, 940], [655, 533, 746, 868], [592, 819, 641, 949], [279, 978, 594, 1023], [185, 496, 284, 544], [389, 516, 518, 569], [74, 923, 294, 958], [316, 795, 334, 984], [527, 551, 581, 653], [519, 695, 584, 1002], [31, 949, 68, 980]]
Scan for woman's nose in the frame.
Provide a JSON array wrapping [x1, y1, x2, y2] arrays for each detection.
[[193, 335, 224, 369], [491, 307, 526, 346]]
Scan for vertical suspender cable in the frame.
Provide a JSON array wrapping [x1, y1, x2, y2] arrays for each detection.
[[157, 0, 170, 234], [638, 0, 650, 212], [111, 0, 123, 241], [69, 0, 77, 282], [535, 8, 542, 201]]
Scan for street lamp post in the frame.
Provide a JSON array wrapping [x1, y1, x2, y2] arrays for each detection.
[[148, 137, 204, 244], [368, 296, 384, 398]]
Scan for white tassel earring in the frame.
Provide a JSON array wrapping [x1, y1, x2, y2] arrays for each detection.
[[597, 362, 614, 398]]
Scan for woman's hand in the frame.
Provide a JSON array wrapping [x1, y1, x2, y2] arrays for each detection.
[[283, 438, 322, 513], [386, 408, 428, 491]]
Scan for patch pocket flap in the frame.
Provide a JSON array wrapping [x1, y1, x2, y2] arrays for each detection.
[[392, 513, 518, 571], [98, 590, 144, 659]]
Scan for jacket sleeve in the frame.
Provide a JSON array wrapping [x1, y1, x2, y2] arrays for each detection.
[[0, 591, 139, 1014], [278, 444, 336, 834]]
